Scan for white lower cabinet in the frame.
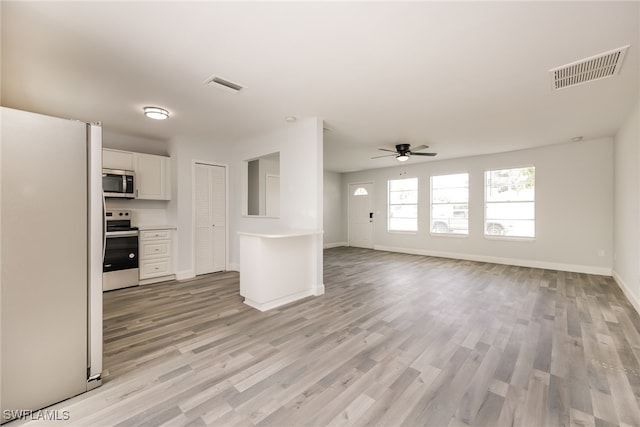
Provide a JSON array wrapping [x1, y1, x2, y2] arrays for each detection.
[[139, 228, 175, 284], [141, 259, 171, 277]]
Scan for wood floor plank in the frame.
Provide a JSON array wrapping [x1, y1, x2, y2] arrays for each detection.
[[547, 373, 570, 427], [11, 247, 640, 426]]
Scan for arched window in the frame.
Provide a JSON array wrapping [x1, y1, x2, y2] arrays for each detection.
[[353, 187, 368, 196]]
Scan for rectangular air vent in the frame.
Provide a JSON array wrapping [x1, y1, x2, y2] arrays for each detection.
[[205, 75, 245, 93], [550, 45, 629, 90]]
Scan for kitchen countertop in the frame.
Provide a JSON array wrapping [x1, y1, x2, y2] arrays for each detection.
[[137, 225, 177, 231], [237, 230, 322, 238]]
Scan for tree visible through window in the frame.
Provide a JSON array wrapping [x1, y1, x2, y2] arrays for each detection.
[[485, 166, 535, 238], [431, 173, 469, 235], [388, 177, 418, 232]]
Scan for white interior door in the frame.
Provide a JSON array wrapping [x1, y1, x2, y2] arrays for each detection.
[[195, 163, 226, 275], [348, 182, 374, 248], [265, 174, 280, 217]]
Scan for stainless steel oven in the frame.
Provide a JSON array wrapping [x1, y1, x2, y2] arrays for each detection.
[[103, 209, 139, 291]]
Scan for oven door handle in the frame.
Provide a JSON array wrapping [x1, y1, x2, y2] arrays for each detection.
[[106, 231, 139, 238]]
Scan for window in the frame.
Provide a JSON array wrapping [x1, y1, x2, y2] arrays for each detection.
[[388, 177, 418, 232], [353, 187, 368, 196], [431, 173, 469, 235], [485, 166, 535, 238]]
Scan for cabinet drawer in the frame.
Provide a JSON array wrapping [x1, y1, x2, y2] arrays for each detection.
[[140, 259, 171, 279], [141, 230, 171, 240], [140, 241, 170, 258]]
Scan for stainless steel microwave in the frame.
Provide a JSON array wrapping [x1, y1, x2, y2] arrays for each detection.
[[102, 169, 135, 198]]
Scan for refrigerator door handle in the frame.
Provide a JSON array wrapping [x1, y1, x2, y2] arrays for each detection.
[[87, 122, 103, 385], [102, 192, 107, 261]]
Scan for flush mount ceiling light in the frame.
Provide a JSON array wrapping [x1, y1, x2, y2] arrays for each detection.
[[143, 106, 169, 120]]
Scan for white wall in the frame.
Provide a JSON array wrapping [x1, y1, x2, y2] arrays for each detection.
[[168, 117, 323, 289], [104, 198, 169, 225], [167, 135, 233, 279], [232, 117, 324, 293], [342, 138, 614, 274], [614, 102, 640, 310], [233, 118, 323, 247], [103, 129, 168, 156], [323, 171, 346, 248]]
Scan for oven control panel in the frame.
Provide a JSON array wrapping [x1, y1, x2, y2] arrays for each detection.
[[105, 209, 132, 220], [105, 210, 138, 234]]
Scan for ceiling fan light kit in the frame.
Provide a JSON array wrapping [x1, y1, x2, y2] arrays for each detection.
[[371, 143, 437, 162]]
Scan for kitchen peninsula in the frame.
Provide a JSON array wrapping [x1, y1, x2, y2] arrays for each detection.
[[238, 230, 323, 311]]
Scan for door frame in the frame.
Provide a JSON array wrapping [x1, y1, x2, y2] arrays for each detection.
[[265, 173, 280, 218], [347, 181, 374, 248], [191, 159, 229, 275]]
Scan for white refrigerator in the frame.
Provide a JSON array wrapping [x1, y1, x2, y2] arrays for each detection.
[[0, 107, 103, 423]]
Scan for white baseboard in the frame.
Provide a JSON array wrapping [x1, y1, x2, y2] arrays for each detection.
[[324, 241, 348, 249], [613, 270, 640, 315], [177, 266, 240, 280], [139, 274, 176, 286], [373, 245, 613, 276], [243, 288, 313, 312], [313, 283, 325, 296], [176, 270, 195, 281]]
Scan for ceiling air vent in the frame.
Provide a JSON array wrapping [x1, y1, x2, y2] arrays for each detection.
[[550, 45, 629, 90], [205, 75, 245, 93]]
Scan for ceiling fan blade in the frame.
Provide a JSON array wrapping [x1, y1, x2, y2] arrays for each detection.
[[411, 144, 429, 152], [411, 152, 437, 156], [378, 148, 398, 153], [371, 154, 397, 159]]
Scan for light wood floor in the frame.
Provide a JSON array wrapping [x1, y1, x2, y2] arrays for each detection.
[[14, 247, 640, 426]]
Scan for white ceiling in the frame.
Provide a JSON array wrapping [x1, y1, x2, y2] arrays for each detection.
[[2, 1, 638, 172]]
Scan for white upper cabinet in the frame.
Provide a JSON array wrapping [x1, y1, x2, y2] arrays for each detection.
[[133, 153, 171, 200], [102, 148, 134, 171]]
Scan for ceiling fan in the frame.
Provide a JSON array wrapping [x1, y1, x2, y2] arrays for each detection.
[[372, 143, 437, 162]]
